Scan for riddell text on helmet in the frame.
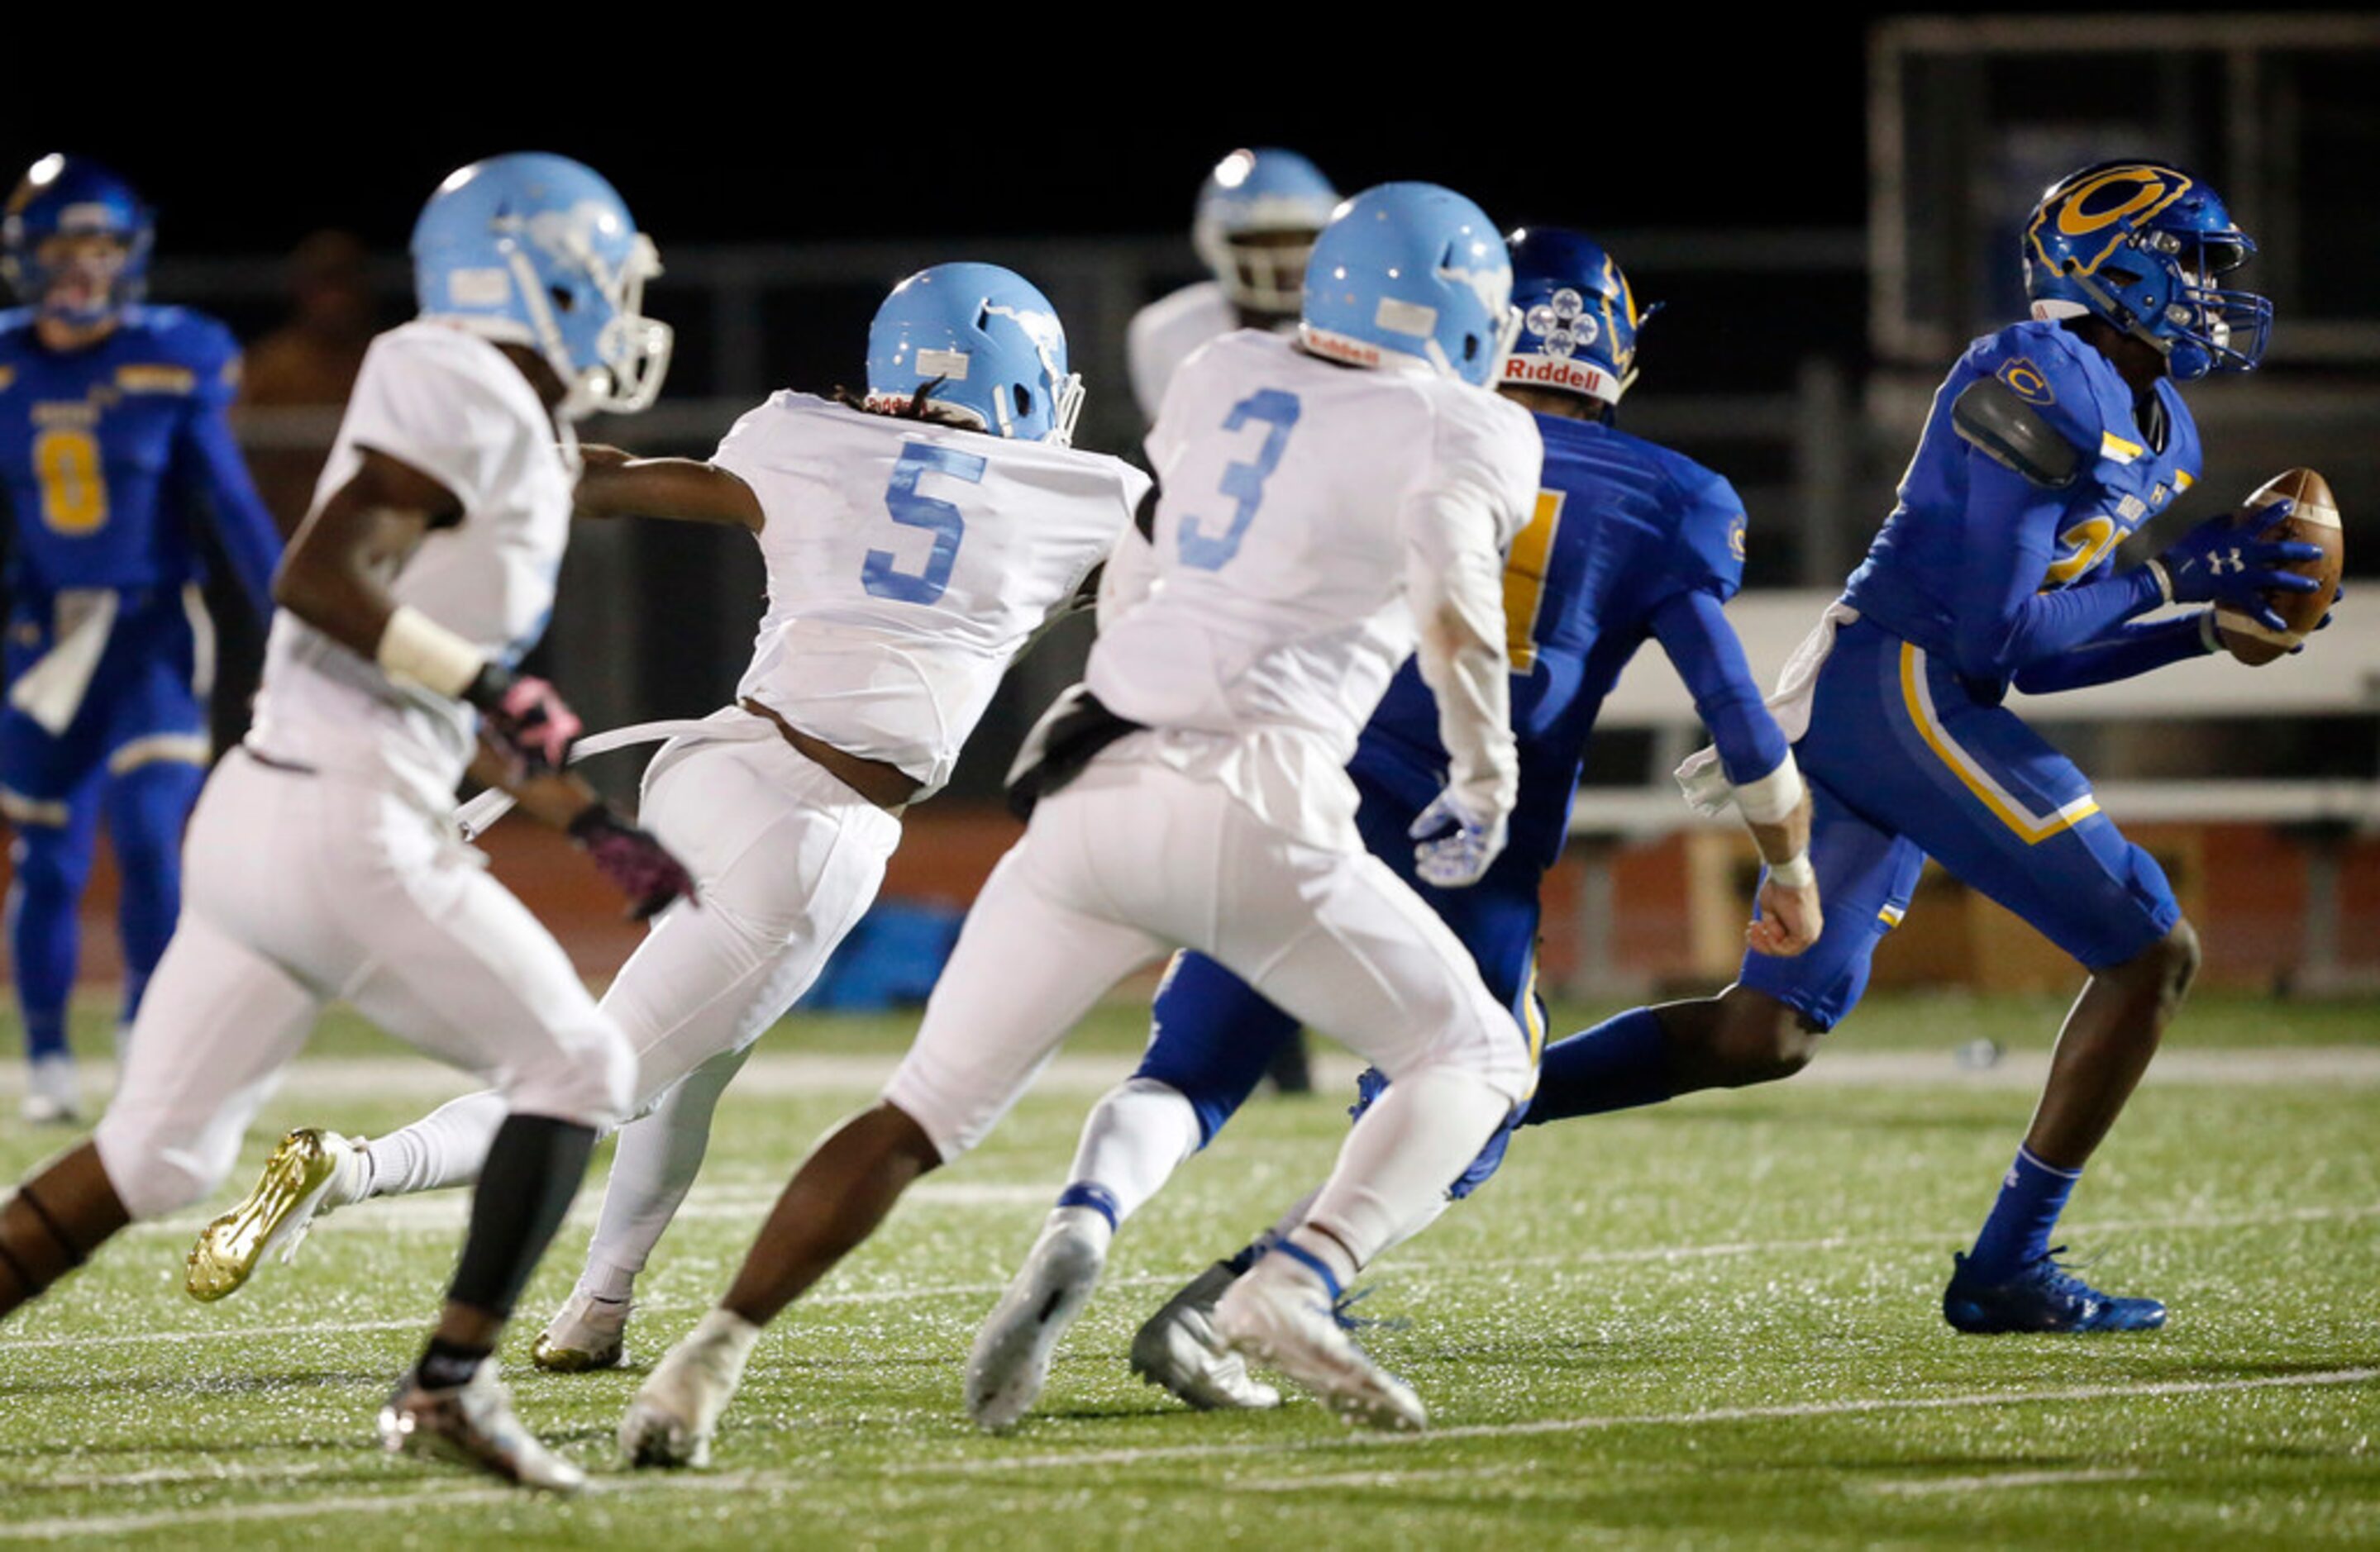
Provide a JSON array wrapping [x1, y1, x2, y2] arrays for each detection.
[[1501, 355, 1612, 397]]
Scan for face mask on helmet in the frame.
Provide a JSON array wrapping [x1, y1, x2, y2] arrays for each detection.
[[2, 155, 154, 328], [2024, 162, 2271, 382]]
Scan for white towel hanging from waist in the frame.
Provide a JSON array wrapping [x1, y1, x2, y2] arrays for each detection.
[[1674, 598, 1861, 817]]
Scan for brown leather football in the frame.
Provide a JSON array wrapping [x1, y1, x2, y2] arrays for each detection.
[[2216, 468, 2344, 666]]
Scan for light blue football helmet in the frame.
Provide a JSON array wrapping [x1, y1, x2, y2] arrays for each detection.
[[1500, 226, 1656, 409], [2023, 159, 2269, 381], [866, 263, 1084, 445], [1300, 182, 1519, 388], [411, 152, 671, 418], [1193, 148, 1340, 315], [2, 154, 154, 325]]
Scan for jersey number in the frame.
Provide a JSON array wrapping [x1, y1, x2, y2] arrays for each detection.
[[33, 428, 109, 535], [864, 440, 986, 605], [1503, 489, 1566, 671], [2042, 514, 2120, 587], [1176, 389, 1300, 571]]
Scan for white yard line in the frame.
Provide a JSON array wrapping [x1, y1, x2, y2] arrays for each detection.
[[12, 1201, 2373, 1355], [6, 1045, 2378, 1112], [0, 1369, 2368, 1540], [1863, 1465, 2151, 1496], [937, 1367, 2380, 1474]]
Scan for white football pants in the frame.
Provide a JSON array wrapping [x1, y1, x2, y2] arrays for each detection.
[[882, 755, 1529, 1266], [93, 750, 637, 1221], [355, 723, 900, 1292]]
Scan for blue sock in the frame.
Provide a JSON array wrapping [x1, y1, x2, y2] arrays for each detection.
[[7, 812, 97, 1063], [1521, 1006, 1674, 1125], [1055, 1182, 1119, 1231], [1966, 1145, 2082, 1281], [104, 760, 203, 1025]]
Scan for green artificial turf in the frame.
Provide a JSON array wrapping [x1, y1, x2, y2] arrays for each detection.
[[1, 993, 2373, 1548]]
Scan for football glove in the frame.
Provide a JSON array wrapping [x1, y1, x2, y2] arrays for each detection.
[[469, 668, 583, 775], [568, 804, 698, 921], [1409, 789, 1508, 889], [2149, 500, 2322, 631]]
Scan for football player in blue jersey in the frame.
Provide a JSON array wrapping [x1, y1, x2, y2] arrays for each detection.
[[962, 227, 1824, 1427], [0, 155, 283, 1122], [1515, 160, 2320, 1335]]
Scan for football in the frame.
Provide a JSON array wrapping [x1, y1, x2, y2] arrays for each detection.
[[2215, 467, 2345, 666]]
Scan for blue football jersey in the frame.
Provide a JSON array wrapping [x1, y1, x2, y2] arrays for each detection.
[[1843, 319, 2202, 664], [0, 304, 278, 609], [1357, 411, 1749, 875]]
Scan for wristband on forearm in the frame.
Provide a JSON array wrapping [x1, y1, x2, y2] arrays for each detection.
[[377, 605, 487, 701], [1733, 752, 1805, 825], [1767, 852, 1816, 889]]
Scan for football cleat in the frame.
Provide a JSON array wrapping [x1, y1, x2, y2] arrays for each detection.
[[620, 1309, 760, 1469], [966, 1212, 1109, 1431], [1943, 1248, 2169, 1334], [1214, 1249, 1424, 1431], [532, 1289, 633, 1373], [19, 1055, 79, 1126], [184, 1128, 366, 1301], [1129, 1261, 1282, 1412], [378, 1359, 584, 1492]]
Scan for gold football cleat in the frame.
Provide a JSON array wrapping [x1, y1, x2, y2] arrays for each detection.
[[184, 1127, 352, 1301]]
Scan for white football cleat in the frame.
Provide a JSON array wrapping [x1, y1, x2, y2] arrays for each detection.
[[19, 1055, 79, 1126], [185, 1128, 369, 1301], [378, 1359, 584, 1492], [620, 1308, 760, 1469], [1214, 1250, 1424, 1432], [532, 1289, 633, 1373], [966, 1211, 1109, 1431], [1130, 1262, 1281, 1412]]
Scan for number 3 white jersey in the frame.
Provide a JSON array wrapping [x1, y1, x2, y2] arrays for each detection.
[[713, 393, 1146, 797], [1087, 330, 1541, 845], [248, 321, 577, 814]]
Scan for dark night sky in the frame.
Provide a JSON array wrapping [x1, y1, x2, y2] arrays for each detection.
[[5, 21, 1888, 252]]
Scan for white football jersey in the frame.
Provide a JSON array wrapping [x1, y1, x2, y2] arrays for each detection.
[[713, 393, 1145, 796], [1125, 282, 1295, 423], [1088, 330, 1540, 845], [249, 321, 576, 814]]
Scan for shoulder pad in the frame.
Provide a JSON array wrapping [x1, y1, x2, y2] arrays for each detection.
[[1952, 377, 2082, 489]]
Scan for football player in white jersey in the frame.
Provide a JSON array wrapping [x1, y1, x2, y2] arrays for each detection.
[[187, 264, 1142, 1374], [1125, 148, 1338, 423], [618, 182, 1543, 1465], [1126, 146, 1339, 1094], [0, 155, 689, 1491]]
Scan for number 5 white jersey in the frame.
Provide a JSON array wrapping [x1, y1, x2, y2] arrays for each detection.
[[712, 393, 1147, 797], [1086, 330, 1541, 845]]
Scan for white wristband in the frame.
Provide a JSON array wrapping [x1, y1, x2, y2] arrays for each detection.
[[2145, 558, 2177, 607], [1767, 852, 1816, 889], [1732, 752, 1805, 825], [2196, 609, 2222, 655], [376, 605, 485, 699]]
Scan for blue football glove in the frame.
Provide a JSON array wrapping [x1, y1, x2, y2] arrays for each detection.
[[2290, 581, 2344, 655], [2150, 500, 2323, 631], [1409, 789, 1508, 889]]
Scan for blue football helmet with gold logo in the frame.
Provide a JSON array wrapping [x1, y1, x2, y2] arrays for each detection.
[[1301, 183, 1518, 388], [2023, 159, 2270, 381], [1500, 226, 1655, 410], [2, 155, 155, 326]]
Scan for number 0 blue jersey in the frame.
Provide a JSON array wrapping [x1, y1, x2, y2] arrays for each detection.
[[1357, 411, 1753, 877], [0, 304, 282, 614]]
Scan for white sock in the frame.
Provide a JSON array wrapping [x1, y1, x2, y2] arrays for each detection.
[[1056, 1077, 1202, 1229], [1045, 1202, 1115, 1257], [575, 1258, 638, 1306], [362, 1091, 509, 1199], [1295, 1065, 1511, 1273]]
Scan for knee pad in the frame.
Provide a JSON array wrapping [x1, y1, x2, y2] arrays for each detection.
[[11, 822, 91, 901], [505, 1017, 638, 1131], [90, 1118, 233, 1221]]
